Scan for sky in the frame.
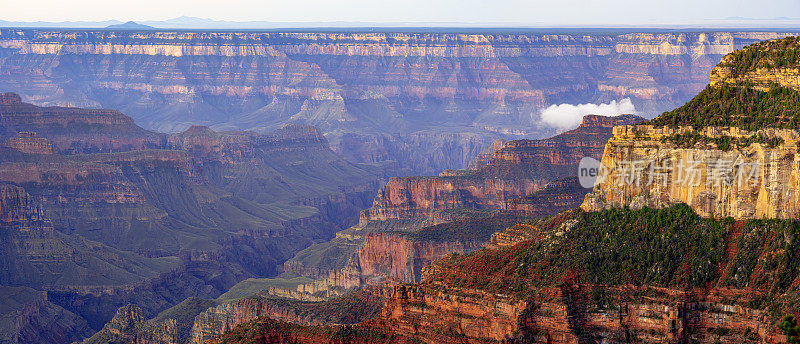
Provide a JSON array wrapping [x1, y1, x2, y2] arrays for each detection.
[[2, 0, 800, 26]]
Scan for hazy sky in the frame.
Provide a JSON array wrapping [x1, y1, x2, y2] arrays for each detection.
[[2, 0, 799, 25]]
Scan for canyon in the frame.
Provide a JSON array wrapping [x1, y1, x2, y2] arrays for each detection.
[[371, 35, 800, 344], [1, 29, 797, 175], [5, 29, 800, 344], [159, 113, 641, 344], [205, 35, 800, 344], [282, 114, 641, 291], [0, 93, 384, 342]]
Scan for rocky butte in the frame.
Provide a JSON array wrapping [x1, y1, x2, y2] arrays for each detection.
[[583, 36, 800, 220], [208, 36, 800, 344]]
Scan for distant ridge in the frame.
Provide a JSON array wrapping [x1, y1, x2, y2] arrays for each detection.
[[105, 21, 154, 30], [2, 16, 800, 29]]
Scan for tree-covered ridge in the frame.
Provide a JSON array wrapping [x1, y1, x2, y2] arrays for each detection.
[[664, 130, 784, 151], [424, 204, 800, 321], [427, 205, 729, 295], [718, 36, 800, 79], [648, 83, 800, 130], [646, 36, 800, 131]]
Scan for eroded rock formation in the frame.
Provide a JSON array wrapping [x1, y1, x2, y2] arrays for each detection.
[[367, 114, 643, 222], [582, 125, 800, 219]]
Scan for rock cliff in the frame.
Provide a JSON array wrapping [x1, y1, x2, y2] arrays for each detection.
[[189, 286, 388, 344], [583, 36, 800, 219], [367, 114, 643, 222], [0, 286, 92, 344], [581, 125, 800, 219], [81, 304, 180, 344]]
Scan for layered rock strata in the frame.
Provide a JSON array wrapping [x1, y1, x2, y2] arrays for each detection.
[[2, 29, 795, 175], [582, 125, 800, 219]]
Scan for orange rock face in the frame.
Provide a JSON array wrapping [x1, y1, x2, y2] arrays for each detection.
[[356, 232, 484, 284], [365, 114, 643, 222], [380, 284, 783, 343], [382, 284, 527, 342]]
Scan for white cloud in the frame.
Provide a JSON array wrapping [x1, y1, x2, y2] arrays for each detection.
[[539, 98, 636, 130]]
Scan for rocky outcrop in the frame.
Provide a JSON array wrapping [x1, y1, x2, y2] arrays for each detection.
[[709, 36, 800, 91], [3, 132, 53, 154], [502, 177, 586, 216], [0, 183, 43, 223], [581, 125, 800, 219], [583, 36, 800, 219], [0, 92, 22, 105], [382, 284, 526, 342], [81, 304, 180, 344], [366, 114, 643, 222], [381, 284, 783, 343], [356, 232, 484, 284], [0, 94, 164, 153]]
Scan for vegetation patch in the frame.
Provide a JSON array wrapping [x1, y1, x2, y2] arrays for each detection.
[[664, 131, 784, 151], [427, 205, 731, 296], [649, 83, 800, 130], [718, 36, 800, 79]]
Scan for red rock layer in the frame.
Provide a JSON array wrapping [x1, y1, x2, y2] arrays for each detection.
[[191, 286, 389, 344], [502, 177, 587, 216], [3, 132, 53, 154], [381, 284, 784, 343], [365, 114, 643, 221], [382, 284, 526, 342], [356, 232, 483, 284]]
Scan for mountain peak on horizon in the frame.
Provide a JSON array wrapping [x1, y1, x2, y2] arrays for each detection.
[[105, 21, 154, 30]]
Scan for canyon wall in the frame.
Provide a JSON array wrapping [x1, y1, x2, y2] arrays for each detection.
[[382, 284, 783, 343], [1, 30, 795, 175], [188, 286, 388, 344], [0, 286, 93, 344], [366, 114, 643, 222], [582, 125, 800, 219]]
